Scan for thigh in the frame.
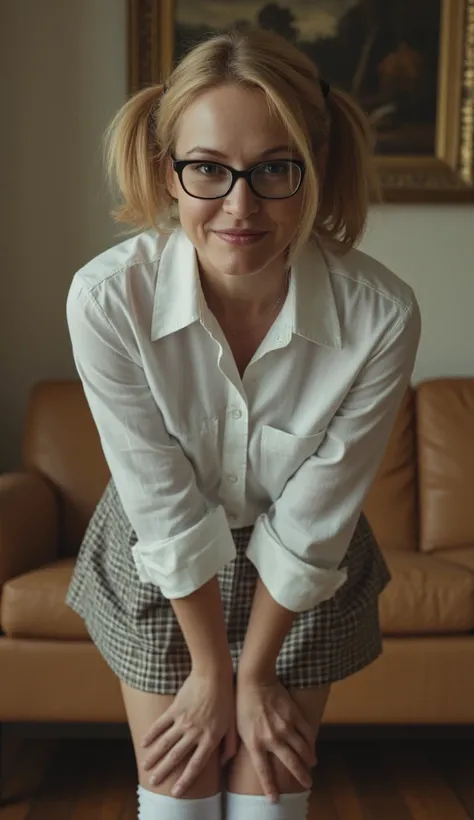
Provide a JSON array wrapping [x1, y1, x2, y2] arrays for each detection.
[[120, 680, 221, 799], [226, 684, 330, 796]]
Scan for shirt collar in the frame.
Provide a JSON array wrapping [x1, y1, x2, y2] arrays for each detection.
[[151, 229, 341, 350], [151, 228, 203, 341], [290, 239, 342, 350]]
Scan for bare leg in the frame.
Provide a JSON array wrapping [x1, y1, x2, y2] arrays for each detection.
[[120, 680, 221, 799], [226, 684, 330, 796]]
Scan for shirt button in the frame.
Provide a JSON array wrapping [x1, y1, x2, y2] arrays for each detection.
[[231, 409, 242, 420], [228, 474, 238, 484]]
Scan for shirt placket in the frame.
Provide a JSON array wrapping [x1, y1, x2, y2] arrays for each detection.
[[221, 399, 248, 525]]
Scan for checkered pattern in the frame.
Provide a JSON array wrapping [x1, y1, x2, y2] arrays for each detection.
[[66, 479, 391, 694]]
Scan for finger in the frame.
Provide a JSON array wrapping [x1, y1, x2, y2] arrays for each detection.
[[293, 711, 317, 763], [140, 710, 175, 748], [171, 741, 214, 797], [286, 727, 317, 768], [249, 745, 279, 804], [271, 742, 313, 791], [290, 700, 314, 744], [143, 726, 183, 771], [149, 734, 198, 787]]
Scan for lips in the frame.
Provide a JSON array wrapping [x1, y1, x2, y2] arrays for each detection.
[[213, 230, 268, 246], [212, 228, 269, 247], [214, 230, 267, 236]]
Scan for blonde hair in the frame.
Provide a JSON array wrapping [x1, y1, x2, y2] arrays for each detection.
[[105, 27, 380, 254]]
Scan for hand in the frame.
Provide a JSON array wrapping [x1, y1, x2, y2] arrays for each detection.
[[236, 672, 316, 802], [140, 669, 238, 797]]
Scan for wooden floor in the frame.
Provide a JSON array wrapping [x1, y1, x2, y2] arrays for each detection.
[[1, 734, 474, 818]]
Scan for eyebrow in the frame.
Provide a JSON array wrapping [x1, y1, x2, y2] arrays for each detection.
[[184, 145, 294, 159]]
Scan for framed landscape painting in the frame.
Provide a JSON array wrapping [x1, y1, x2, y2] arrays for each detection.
[[128, 0, 474, 202]]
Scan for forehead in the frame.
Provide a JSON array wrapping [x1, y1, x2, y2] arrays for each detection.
[[174, 84, 294, 156]]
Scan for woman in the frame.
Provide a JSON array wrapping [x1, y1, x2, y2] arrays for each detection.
[[66, 26, 420, 820]]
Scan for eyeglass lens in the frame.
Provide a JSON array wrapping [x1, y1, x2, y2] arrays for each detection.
[[181, 161, 301, 199]]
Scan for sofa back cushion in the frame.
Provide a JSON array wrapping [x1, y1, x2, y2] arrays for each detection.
[[417, 378, 474, 552], [23, 381, 110, 556], [363, 387, 418, 552]]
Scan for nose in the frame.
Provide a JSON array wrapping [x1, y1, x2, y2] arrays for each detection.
[[223, 177, 260, 218]]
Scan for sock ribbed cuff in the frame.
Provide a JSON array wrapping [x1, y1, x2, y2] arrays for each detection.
[[137, 785, 222, 818], [225, 789, 310, 819]]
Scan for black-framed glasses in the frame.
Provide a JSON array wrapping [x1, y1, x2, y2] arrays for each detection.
[[171, 157, 306, 200]]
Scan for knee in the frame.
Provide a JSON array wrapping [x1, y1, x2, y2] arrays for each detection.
[[226, 743, 311, 796], [138, 748, 221, 800]]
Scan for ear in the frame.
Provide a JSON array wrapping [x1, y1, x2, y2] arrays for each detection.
[[165, 156, 178, 199]]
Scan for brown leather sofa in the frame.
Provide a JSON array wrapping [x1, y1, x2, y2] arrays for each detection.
[[1, 378, 474, 727]]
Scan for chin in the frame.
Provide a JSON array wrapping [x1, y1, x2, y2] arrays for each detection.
[[217, 244, 282, 277], [219, 254, 271, 278]]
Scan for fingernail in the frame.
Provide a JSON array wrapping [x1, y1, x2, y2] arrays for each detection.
[[171, 784, 182, 797]]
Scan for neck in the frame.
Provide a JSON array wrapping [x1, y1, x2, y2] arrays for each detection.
[[198, 258, 289, 325]]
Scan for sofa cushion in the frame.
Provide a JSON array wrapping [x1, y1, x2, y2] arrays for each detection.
[[380, 550, 474, 635], [1, 558, 89, 640], [363, 388, 418, 552], [417, 379, 474, 553], [437, 547, 474, 572]]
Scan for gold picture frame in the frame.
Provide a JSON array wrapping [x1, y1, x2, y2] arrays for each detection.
[[128, 0, 474, 203]]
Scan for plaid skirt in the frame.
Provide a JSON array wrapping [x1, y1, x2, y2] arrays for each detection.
[[66, 479, 391, 694]]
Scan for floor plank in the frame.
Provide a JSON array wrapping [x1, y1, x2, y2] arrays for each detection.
[[427, 739, 474, 819], [323, 745, 367, 820], [0, 738, 57, 818], [96, 747, 136, 820], [343, 741, 414, 820], [2, 736, 474, 819], [309, 752, 340, 819], [384, 743, 470, 820]]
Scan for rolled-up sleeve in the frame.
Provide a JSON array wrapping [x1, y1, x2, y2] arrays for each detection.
[[246, 300, 421, 613], [66, 277, 236, 599]]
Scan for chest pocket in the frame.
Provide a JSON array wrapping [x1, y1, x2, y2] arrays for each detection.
[[260, 425, 326, 499]]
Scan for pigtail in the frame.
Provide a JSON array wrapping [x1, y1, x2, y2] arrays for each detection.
[[316, 87, 381, 248], [104, 83, 169, 232]]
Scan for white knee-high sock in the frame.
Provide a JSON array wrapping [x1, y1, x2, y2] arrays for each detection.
[[225, 790, 311, 819], [137, 785, 223, 819]]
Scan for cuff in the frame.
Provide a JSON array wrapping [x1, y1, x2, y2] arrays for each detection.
[[245, 514, 348, 613], [131, 505, 236, 598]]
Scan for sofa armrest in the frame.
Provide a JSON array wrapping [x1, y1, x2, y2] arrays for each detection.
[[0, 472, 59, 587]]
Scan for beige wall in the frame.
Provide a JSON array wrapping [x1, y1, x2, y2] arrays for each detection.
[[1, 0, 127, 471], [1, 0, 473, 472], [360, 205, 474, 383]]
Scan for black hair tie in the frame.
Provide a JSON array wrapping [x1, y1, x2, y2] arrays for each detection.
[[320, 78, 330, 100]]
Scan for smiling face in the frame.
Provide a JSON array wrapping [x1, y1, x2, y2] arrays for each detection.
[[166, 83, 309, 280]]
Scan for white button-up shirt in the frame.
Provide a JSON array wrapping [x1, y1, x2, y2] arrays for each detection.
[[66, 227, 420, 613]]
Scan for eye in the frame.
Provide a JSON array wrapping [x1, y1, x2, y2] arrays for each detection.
[[189, 162, 227, 176], [260, 161, 290, 175]]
